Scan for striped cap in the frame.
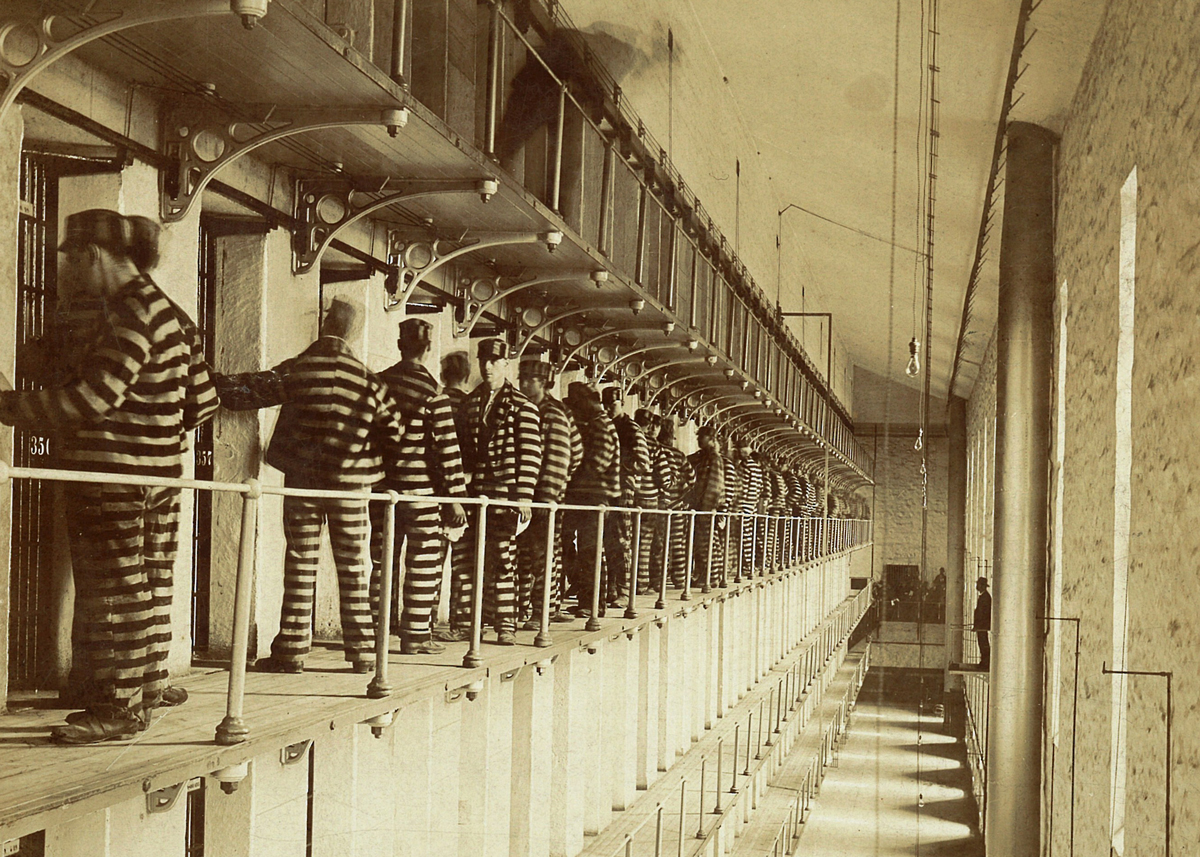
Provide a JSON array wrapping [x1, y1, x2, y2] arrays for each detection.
[[59, 209, 132, 253], [519, 352, 553, 380]]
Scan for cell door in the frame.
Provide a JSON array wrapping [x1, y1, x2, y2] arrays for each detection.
[[7, 153, 59, 689], [190, 220, 217, 653]]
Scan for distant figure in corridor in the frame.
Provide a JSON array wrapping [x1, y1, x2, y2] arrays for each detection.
[[974, 576, 992, 670]]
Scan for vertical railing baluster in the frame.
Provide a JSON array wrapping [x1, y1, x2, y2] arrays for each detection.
[[586, 507, 606, 632], [484, 2, 502, 156], [535, 504, 557, 648], [463, 500, 488, 668], [549, 85, 566, 213], [627, 510, 640, 619], [682, 513, 695, 601], [216, 479, 261, 745], [656, 511, 670, 610], [368, 491, 400, 698]]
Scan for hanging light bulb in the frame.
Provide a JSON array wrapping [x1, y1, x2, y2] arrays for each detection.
[[914, 427, 924, 452], [906, 338, 921, 377]]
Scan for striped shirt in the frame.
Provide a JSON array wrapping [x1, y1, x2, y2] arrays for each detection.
[[218, 336, 405, 487], [786, 472, 805, 515], [566, 407, 619, 503], [686, 449, 725, 511], [613, 414, 654, 503], [532, 397, 577, 503], [736, 456, 762, 513], [377, 360, 467, 499], [722, 455, 742, 513], [0, 274, 218, 477], [658, 443, 695, 510], [464, 381, 542, 504], [553, 396, 584, 482]]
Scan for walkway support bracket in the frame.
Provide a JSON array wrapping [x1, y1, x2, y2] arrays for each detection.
[[0, 0, 234, 126], [161, 99, 409, 223], [292, 176, 489, 275]]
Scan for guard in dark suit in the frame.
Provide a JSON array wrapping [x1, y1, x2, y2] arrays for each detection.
[[447, 339, 542, 645], [974, 577, 992, 669], [516, 354, 581, 627], [373, 319, 468, 655]]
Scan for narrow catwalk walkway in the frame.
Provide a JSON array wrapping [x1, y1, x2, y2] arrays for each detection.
[[797, 672, 983, 857]]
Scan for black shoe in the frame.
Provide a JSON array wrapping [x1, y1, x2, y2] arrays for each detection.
[[53, 712, 141, 744], [254, 657, 303, 674], [401, 639, 447, 655], [350, 660, 374, 674]]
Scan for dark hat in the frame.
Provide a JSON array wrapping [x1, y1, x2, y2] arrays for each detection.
[[566, 381, 598, 405], [601, 385, 624, 405], [697, 424, 718, 441], [59, 209, 131, 253], [976, 576, 989, 587], [398, 318, 432, 348], [634, 407, 657, 427], [477, 338, 508, 361], [519, 352, 553, 381]]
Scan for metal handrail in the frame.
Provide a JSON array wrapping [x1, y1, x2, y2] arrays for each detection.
[[0, 459, 872, 746]]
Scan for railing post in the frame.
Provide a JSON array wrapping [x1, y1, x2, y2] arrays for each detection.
[[656, 511, 670, 610], [720, 511, 731, 587], [368, 491, 400, 698], [730, 723, 739, 793], [484, 1, 502, 157], [714, 737, 723, 812], [702, 513, 714, 594], [598, 142, 615, 255], [734, 512, 743, 584], [681, 513, 695, 601], [216, 479, 261, 745], [634, 183, 649, 285], [743, 712, 752, 775], [626, 510, 641, 619], [549, 84, 566, 213], [389, 0, 410, 86], [535, 503, 557, 648], [696, 757, 706, 838], [677, 777, 688, 857], [655, 803, 665, 857], [587, 506, 606, 632], [463, 500, 488, 668]]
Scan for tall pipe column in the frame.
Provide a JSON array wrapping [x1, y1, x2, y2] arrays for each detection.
[[945, 396, 966, 733], [985, 120, 1056, 856]]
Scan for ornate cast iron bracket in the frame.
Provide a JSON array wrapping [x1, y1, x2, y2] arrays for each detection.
[[514, 304, 591, 360], [456, 269, 603, 339], [292, 176, 493, 274], [555, 327, 623, 374], [0, 0, 236, 125], [160, 100, 409, 222], [383, 230, 563, 314]]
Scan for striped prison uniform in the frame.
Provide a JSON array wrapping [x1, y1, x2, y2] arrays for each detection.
[[517, 396, 581, 623], [715, 453, 741, 586], [735, 455, 763, 577], [448, 382, 541, 635], [563, 407, 619, 612], [642, 435, 674, 591], [686, 448, 725, 587], [218, 336, 405, 668], [765, 468, 789, 570], [0, 273, 218, 718], [610, 415, 652, 600], [801, 477, 821, 560], [784, 471, 805, 568], [658, 443, 695, 587], [371, 361, 467, 642]]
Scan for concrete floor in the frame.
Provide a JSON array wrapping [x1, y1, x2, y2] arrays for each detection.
[[798, 674, 983, 857]]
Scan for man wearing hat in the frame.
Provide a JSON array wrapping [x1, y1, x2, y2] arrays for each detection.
[[603, 386, 652, 602], [732, 437, 762, 577], [217, 298, 404, 675], [973, 576, 992, 670], [373, 318, 468, 655], [444, 338, 542, 645], [0, 209, 219, 743], [515, 353, 581, 627], [657, 417, 695, 588], [562, 382, 619, 614], [634, 409, 671, 591]]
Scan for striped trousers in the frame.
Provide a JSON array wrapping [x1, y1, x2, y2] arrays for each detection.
[[271, 491, 374, 666], [64, 483, 178, 717], [666, 512, 691, 588], [448, 506, 519, 634], [692, 512, 721, 588], [516, 508, 565, 622], [370, 503, 446, 641]]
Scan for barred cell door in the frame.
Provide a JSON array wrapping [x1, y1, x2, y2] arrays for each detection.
[[8, 153, 59, 689], [191, 220, 217, 654]]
